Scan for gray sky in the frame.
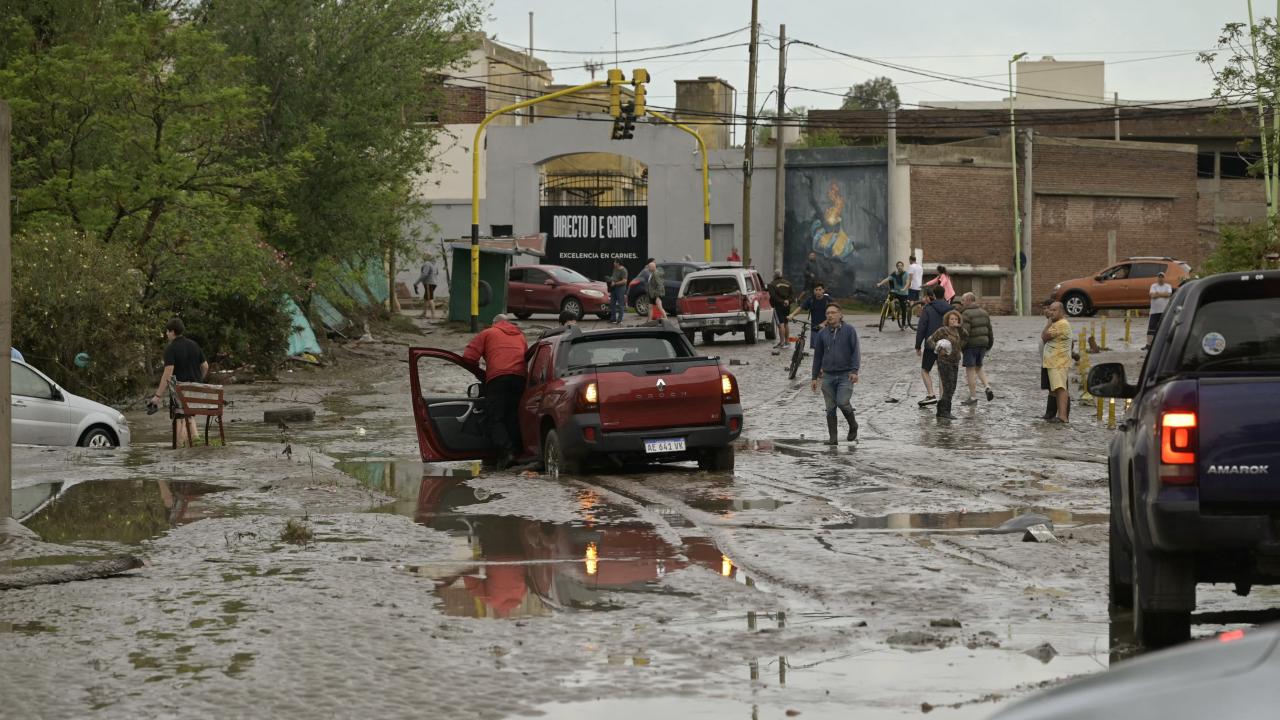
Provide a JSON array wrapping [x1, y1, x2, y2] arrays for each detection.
[[485, 0, 1250, 126]]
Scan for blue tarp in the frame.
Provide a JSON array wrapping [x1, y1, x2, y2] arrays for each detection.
[[284, 296, 322, 357]]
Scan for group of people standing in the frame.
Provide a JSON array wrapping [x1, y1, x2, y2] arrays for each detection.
[[912, 287, 996, 420]]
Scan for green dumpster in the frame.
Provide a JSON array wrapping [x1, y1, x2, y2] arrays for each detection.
[[447, 242, 512, 325]]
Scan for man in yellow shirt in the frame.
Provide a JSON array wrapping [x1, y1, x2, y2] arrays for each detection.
[[1041, 301, 1072, 423]]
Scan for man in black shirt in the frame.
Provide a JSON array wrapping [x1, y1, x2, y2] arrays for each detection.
[[151, 318, 209, 447]]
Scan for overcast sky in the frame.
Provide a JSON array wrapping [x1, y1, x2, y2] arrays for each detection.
[[484, 0, 1251, 127]]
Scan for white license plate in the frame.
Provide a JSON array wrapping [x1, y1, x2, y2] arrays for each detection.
[[644, 438, 686, 454]]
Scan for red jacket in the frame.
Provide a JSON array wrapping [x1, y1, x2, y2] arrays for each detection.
[[462, 320, 528, 381]]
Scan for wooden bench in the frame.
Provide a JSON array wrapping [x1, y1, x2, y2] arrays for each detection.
[[173, 382, 226, 449]]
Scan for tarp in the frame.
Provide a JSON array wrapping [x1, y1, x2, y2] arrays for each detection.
[[313, 294, 352, 334], [284, 296, 322, 357]]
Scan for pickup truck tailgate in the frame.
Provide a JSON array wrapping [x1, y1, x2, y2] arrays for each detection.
[[1197, 377, 1280, 504], [596, 361, 724, 432]]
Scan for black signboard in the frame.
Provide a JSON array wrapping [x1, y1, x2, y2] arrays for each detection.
[[539, 206, 648, 283]]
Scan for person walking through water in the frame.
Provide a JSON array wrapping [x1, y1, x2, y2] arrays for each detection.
[[414, 258, 438, 318], [150, 318, 209, 448], [645, 259, 666, 320], [927, 310, 966, 421], [608, 259, 629, 325], [811, 303, 860, 444], [1041, 301, 1072, 424], [958, 292, 996, 404], [767, 270, 794, 348], [913, 288, 953, 406], [462, 313, 529, 469], [790, 283, 834, 350]]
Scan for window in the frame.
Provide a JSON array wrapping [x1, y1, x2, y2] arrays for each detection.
[[548, 267, 590, 284], [508, 268, 525, 283], [980, 276, 1002, 297], [1101, 265, 1130, 281], [528, 346, 552, 386], [1130, 262, 1168, 279], [1177, 279, 1280, 372], [524, 268, 549, 284], [11, 363, 55, 400], [662, 264, 684, 281], [566, 336, 689, 368], [490, 224, 513, 237], [684, 276, 741, 297]]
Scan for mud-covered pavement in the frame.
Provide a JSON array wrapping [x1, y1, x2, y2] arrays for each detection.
[[5, 312, 1279, 719]]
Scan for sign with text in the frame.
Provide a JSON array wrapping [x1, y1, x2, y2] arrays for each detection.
[[539, 206, 648, 282]]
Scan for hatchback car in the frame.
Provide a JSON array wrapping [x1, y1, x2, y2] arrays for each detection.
[[1048, 256, 1192, 317], [507, 264, 611, 321], [10, 359, 130, 448]]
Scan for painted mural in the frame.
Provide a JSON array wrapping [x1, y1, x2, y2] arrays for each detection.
[[783, 148, 888, 301]]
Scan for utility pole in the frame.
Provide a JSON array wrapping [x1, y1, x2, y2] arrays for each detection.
[[1008, 52, 1027, 316], [1113, 92, 1120, 141], [741, 0, 760, 265], [1, 101, 11, 520], [772, 24, 787, 277]]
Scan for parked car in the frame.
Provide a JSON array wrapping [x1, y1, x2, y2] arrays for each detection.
[[627, 261, 707, 317], [1088, 270, 1280, 648], [676, 267, 776, 345], [10, 359, 130, 448], [409, 321, 742, 475], [507, 264, 611, 321], [1049, 256, 1192, 317], [990, 623, 1280, 719]]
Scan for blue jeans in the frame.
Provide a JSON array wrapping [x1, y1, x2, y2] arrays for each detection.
[[609, 286, 626, 323], [820, 373, 855, 420]]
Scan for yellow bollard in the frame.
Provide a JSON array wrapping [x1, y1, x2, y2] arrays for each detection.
[[1108, 398, 1117, 428], [1101, 322, 1109, 351], [1077, 329, 1094, 402], [1097, 396, 1104, 421], [1089, 321, 1096, 345]]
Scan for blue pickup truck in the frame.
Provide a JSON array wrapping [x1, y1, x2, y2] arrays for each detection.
[[1089, 270, 1280, 648]]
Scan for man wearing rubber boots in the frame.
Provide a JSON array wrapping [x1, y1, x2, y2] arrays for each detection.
[[810, 303, 861, 444]]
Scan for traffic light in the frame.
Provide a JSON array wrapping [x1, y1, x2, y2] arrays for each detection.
[[631, 68, 649, 117], [607, 68, 624, 118], [611, 102, 636, 140]]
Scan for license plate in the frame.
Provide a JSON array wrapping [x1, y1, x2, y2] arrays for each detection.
[[644, 438, 686, 454]]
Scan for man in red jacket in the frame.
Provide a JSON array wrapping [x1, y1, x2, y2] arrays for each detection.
[[462, 314, 529, 469]]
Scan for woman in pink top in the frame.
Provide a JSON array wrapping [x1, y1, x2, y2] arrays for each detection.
[[923, 265, 955, 302]]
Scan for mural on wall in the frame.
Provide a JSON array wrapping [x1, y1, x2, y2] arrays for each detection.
[[783, 149, 888, 300]]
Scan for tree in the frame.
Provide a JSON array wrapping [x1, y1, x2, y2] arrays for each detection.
[[1202, 221, 1280, 274], [841, 76, 900, 111]]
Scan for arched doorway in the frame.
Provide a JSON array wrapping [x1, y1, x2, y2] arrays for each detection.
[[538, 152, 648, 282]]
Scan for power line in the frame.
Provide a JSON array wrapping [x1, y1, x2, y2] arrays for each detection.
[[487, 25, 750, 55]]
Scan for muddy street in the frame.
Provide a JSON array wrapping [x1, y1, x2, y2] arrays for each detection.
[[4, 313, 1277, 719]]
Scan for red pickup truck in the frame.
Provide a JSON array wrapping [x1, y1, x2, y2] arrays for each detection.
[[409, 322, 743, 475]]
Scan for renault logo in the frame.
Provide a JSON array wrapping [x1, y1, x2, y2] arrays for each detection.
[[655, 378, 666, 389]]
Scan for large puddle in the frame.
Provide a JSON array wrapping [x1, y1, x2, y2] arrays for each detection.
[[15, 479, 230, 545], [336, 460, 752, 619], [824, 507, 1108, 531]]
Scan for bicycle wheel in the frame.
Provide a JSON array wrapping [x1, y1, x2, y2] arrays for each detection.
[[878, 301, 889, 332], [896, 299, 907, 330], [787, 334, 804, 380], [906, 302, 918, 330]]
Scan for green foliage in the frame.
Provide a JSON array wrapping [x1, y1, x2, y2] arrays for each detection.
[[1199, 19, 1280, 191], [1202, 222, 1280, 274], [842, 76, 901, 111], [802, 128, 851, 148]]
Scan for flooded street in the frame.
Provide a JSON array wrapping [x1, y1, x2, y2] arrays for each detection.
[[3, 314, 1277, 719]]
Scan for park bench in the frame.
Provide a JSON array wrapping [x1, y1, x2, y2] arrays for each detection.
[[172, 382, 226, 449]]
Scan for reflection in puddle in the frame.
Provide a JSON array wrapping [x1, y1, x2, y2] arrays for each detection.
[[824, 507, 1107, 531], [18, 480, 230, 545]]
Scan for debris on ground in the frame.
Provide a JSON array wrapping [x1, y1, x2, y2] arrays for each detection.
[[280, 518, 315, 545], [1021, 524, 1059, 543], [979, 513, 1054, 535], [0, 555, 144, 590], [1024, 642, 1059, 664], [264, 407, 316, 424], [887, 630, 948, 648], [929, 618, 962, 628]]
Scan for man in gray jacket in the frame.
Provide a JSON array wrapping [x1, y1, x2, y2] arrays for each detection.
[[811, 303, 861, 444], [958, 292, 996, 404]]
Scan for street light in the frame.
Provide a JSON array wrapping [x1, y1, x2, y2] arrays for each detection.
[[1009, 52, 1028, 316]]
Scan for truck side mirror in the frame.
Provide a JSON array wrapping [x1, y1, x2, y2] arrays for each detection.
[[466, 382, 483, 399], [1087, 363, 1137, 399]]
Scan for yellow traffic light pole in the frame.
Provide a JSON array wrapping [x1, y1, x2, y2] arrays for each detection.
[[469, 78, 611, 330], [647, 109, 711, 263]]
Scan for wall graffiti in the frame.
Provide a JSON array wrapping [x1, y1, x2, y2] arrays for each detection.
[[783, 148, 888, 301]]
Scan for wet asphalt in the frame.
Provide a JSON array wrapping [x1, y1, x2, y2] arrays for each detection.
[[4, 312, 1280, 719]]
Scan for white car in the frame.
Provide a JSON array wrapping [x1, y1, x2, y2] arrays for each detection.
[[10, 359, 131, 448]]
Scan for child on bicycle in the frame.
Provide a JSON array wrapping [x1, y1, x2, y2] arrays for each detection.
[[876, 262, 911, 321]]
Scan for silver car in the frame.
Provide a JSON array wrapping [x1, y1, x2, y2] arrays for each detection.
[[10, 359, 131, 448]]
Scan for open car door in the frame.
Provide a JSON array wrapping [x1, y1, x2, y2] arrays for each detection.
[[409, 348, 496, 462]]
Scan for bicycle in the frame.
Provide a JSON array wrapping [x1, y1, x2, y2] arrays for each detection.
[[878, 292, 914, 332], [787, 319, 810, 380]]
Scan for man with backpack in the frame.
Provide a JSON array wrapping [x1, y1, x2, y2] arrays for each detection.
[[767, 270, 794, 348]]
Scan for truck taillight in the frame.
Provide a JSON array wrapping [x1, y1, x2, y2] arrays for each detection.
[[577, 382, 599, 412], [720, 373, 740, 403], [1159, 411, 1197, 485]]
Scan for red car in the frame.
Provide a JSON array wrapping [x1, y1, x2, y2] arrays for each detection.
[[507, 264, 611, 321], [409, 322, 743, 475]]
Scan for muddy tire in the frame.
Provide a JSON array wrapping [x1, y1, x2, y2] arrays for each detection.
[[1132, 547, 1192, 648], [542, 428, 581, 478], [698, 445, 735, 472], [1063, 291, 1092, 317], [763, 319, 776, 341], [744, 322, 757, 345], [702, 330, 715, 345], [561, 297, 583, 320], [1109, 468, 1133, 608], [512, 311, 532, 320], [634, 296, 650, 317], [78, 426, 117, 449]]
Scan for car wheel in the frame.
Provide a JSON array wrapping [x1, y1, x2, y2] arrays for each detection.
[[512, 312, 532, 320], [763, 320, 777, 341], [744, 322, 757, 345], [634, 296, 650, 317], [1109, 466, 1134, 608], [561, 297, 583, 320], [79, 426, 117, 449], [1063, 292, 1091, 317], [542, 428, 581, 478], [1132, 547, 1192, 648], [698, 446, 735, 471], [702, 330, 715, 345], [596, 312, 611, 320]]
